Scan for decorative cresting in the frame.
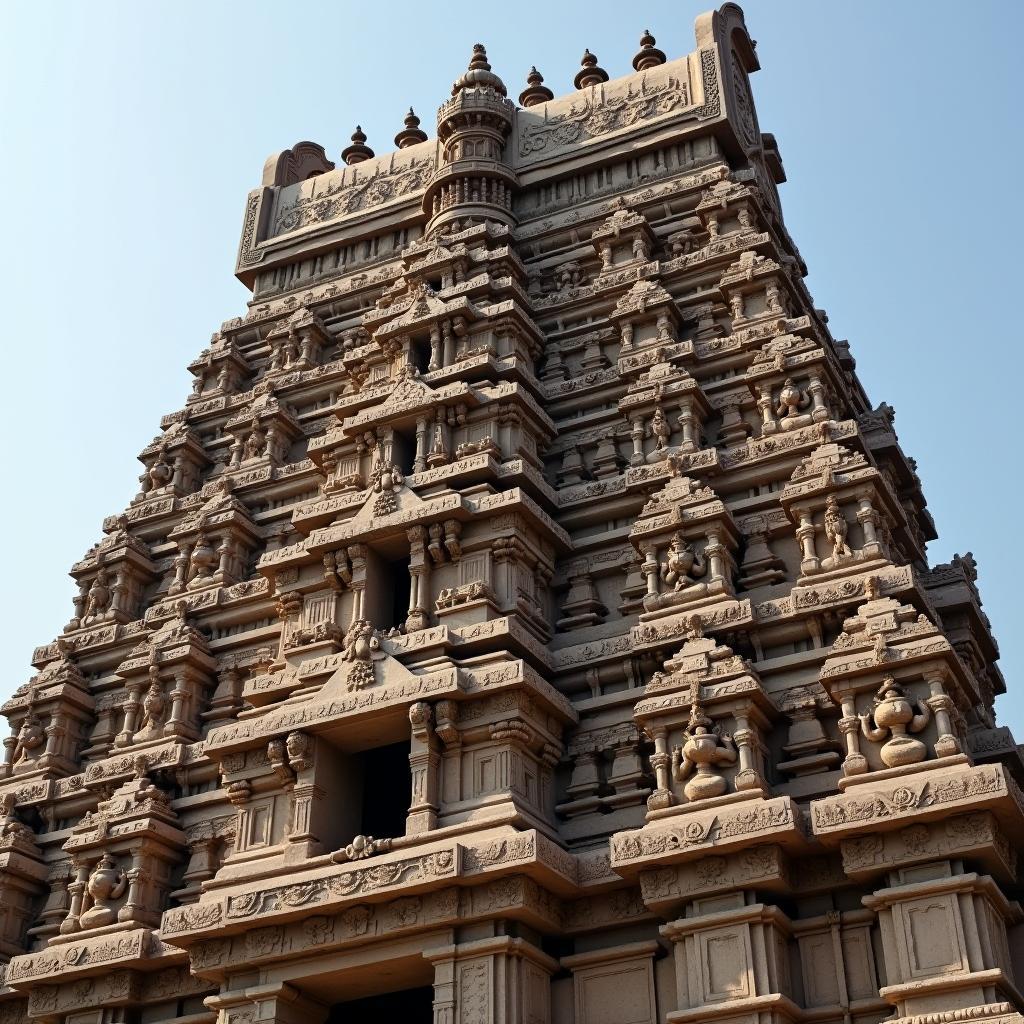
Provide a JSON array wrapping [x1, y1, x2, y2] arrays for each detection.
[[423, 43, 517, 235]]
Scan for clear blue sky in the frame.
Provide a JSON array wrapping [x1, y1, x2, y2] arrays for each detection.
[[2, 2, 1021, 733]]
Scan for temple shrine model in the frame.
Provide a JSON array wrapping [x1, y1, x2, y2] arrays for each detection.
[[3, 6, 1023, 1023]]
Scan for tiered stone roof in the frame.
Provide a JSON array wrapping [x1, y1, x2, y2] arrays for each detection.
[[2, 8, 1020, 1024]]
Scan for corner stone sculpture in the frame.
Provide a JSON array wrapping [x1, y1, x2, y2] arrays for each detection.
[[1, 7, 1021, 1024]]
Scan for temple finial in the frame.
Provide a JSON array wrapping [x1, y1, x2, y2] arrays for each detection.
[[519, 66, 554, 108], [633, 28, 666, 72], [394, 107, 428, 149], [574, 49, 608, 90], [341, 125, 374, 165], [451, 41, 507, 96]]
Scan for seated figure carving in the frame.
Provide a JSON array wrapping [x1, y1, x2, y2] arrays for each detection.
[[12, 713, 45, 769], [81, 566, 112, 626], [134, 673, 167, 742], [776, 378, 813, 431]]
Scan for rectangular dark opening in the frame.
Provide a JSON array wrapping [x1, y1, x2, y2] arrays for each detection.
[[328, 985, 434, 1022], [357, 739, 412, 840]]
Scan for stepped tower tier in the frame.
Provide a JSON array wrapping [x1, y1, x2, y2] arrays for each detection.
[[3, 6, 1022, 1024]]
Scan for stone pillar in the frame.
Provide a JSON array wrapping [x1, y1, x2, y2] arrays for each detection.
[[39, 711, 66, 768], [163, 669, 195, 739], [116, 683, 143, 747], [731, 707, 766, 793], [206, 982, 327, 1024], [925, 668, 961, 758], [414, 415, 430, 473], [60, 860, 89, 935], [428, 324, 442, 372], [677, 398, 698, 453], [442, 320, 455, 367], [641, 544, 660, 610], [646, 725, 674, 810], [630, 416, 646, 466], [347, 544, 367, 622], [407, 701, 440, 834], [808, 373, 830, 421], [406, 526, 430, 632], [838, 694, 867, 776], [797, 511, 819, 574], [426, 935, 556, 1024], [703, 528, 728, 589], [661, 896, 796, 1022], [620, 322, 634, 353], [856, 493, 884, 559], [863, 867, 1023, 1022]]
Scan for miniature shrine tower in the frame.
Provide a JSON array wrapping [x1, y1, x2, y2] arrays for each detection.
[[2, 6, 1022, 1024]]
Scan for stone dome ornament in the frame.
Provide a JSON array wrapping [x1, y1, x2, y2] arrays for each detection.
[[574, 49, 609, 89], [341, 125, 374, 165], [394, 107, 428, 149], [518, 66, 554, 107], [632, 29, 667, 71], [451, 42, 507, 96]]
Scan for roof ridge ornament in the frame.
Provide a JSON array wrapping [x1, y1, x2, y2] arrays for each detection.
[[394, 107, 428, 149], [632, 28, 667, 72], [519, 66, 554, 108], [574, 48, 609, 90], [341, 125, 374, 166]]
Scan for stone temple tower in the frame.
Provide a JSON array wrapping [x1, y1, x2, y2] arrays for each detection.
[[2, 6, 1022, 1024]]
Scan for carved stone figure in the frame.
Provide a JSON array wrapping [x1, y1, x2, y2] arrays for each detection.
[[341, 619, 378, 690], [243, 418, 266, 460], [823, 495, 853, 561], [187, 527, 219, 586], [12, 713, 45, 767], [81, 566, 112, 625], [78, 854, 127, 929], [859, 677, 931, 767], [147, 446, 173, 492], [670, 690, 738, 801], [134, 674, 167, 742], [660, 533, 707, 591], [776, 378, 812, 430]]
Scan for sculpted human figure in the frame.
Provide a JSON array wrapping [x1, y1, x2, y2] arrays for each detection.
[[79, 853, 127, 929], [823, 495, 853, 561], [647, 406, 672, 460], [13, 713, 45, 767], [660, 533, 706, 591], [134, 672, 167, 741], [82, 566, 112, 625], [243, 417, 266, 460], [671, 694, 737, 801], [859, 676, 931, 767], [776, 378, 811, 429]]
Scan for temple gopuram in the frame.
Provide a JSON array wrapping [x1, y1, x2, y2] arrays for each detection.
[[3, 6, 1022, 1023]]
